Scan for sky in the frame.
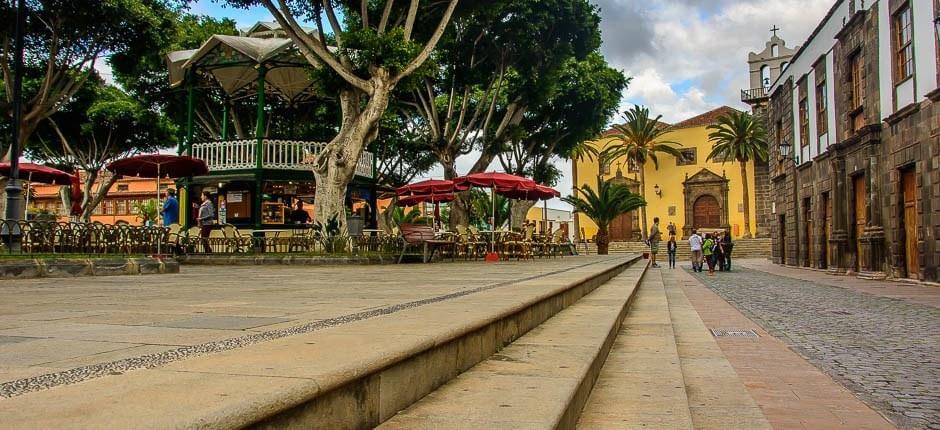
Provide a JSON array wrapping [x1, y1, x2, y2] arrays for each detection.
[[182, 0, 833, 210]]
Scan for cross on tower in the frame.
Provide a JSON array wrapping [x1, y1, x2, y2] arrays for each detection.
[[770, 25, 780, 37]]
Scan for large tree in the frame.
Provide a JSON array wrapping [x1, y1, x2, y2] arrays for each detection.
[[602, 105, 682, 240], [406, 0, 602, 228], [110, 13, 240, 141], [0, 0, 175, 157], [499, 53, 627, 228], [225, 0, 462, 230], [32, 81, 176, 221], [706, 110, 768, 238]]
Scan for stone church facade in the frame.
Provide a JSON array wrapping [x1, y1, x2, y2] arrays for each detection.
[[759, 0, 939, 283]]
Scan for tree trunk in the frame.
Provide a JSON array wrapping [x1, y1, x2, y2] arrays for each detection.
[[312, 79, 392, 232], [509, 199, 536, 230], [441, 160, 472, 230], [0, 178, 7, 220], [596, 227, 610, 255], [80, 172, 118, 222], [638, 166, 648, 241], [740, 160, 752, 238]]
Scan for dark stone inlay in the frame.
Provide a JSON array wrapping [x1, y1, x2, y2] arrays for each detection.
[[154, 316, 292, 330], [0, 257, 625, 398]]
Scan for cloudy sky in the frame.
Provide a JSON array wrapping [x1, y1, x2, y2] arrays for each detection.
[[189, 0, 834, 209]]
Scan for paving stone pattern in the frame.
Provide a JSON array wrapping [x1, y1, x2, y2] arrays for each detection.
[[688, 266, 940, 430]]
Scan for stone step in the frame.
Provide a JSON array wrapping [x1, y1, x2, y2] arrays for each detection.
[[577, 269, 772, 429], [0, 256, 641, 429], [662, 270, 772, 429], [577, 238, 772, 260], [377, 261, 649, 429], [576, 267, 695, 428]]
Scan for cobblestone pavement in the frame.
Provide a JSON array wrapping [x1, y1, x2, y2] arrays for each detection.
[[687, 265, 940, 430]]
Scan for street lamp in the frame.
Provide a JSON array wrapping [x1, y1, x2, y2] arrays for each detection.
[[778, 139, 799, 164]]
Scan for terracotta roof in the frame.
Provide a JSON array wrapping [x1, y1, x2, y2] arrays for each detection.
[[668, 106, 742, 130], [596, 106, 741, 139]]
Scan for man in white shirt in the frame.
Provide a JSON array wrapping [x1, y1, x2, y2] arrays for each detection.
[[688, 229, 704, 272]]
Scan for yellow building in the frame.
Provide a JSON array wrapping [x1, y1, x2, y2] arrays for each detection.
[[573, 106, 762, 241]]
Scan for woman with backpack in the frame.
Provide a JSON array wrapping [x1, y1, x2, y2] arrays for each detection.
[[666, 235, 678, 269]]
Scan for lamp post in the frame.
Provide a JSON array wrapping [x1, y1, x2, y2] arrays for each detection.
[[4, 0, 26, 223]]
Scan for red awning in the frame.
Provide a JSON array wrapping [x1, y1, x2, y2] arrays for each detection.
[[397, 193, 456, 207], [495, 183, 560, 201]]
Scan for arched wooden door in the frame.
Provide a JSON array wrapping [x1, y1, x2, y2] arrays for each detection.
[[693, 195, 721, 229], [609, 211, 634, 241]]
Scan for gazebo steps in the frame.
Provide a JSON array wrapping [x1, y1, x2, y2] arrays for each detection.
[[0, 256, 641, 429], [377, 261, 648, 429]]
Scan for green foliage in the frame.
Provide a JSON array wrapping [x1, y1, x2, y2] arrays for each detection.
[[469, 189, 509, 229], [604, 105, 683, 170], [562, 178, 646, 231], [133, 200, 159, 225], [706, 111, 769, 164], [311, 214, 347, 253], [391, 206, 425, 225]]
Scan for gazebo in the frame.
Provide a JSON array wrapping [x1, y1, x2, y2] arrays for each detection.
[[166, 22, 377, 229]]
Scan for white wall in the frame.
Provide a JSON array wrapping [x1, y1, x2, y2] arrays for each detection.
[[807, 71, 819, 160], [825, 52, 837, 150], [913, 0, 938, 99]]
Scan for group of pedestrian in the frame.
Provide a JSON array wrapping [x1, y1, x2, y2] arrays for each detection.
[[647, 218, 733, 274], [688, 229, 733, 274]]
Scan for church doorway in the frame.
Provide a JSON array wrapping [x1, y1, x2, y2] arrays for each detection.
[[692, 195, 721, 229], [609, 211, 634, 241]]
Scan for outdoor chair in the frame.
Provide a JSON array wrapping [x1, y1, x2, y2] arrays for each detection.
[[220, 224, 250, 253], [504, 224, 535, 260]]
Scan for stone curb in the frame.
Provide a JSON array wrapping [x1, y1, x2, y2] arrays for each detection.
[[0, 257, 179, 279], [177, 254, 396, 266]]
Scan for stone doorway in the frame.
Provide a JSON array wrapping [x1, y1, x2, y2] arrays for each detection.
[[682, 168, 731, 237], [607, 168, 641, 241], [901, 168, 918, 278]]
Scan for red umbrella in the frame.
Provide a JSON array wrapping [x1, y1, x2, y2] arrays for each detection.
[[106, 154, 208, 179], [107, 154, 208, 230], [397, 193, 456, 207], [0, 163, 76, 219], [396, 179, 467, 196], [495, 183, 560, 201], [0, 162, 74, 185], [452, 172, 536, 189]]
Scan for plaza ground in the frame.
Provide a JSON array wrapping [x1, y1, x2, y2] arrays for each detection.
[[0, 257, 936, 429]]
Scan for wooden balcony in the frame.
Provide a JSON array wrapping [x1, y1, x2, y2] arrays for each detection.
[[191, 139, 374, 178], [741, 87, 768, 103]]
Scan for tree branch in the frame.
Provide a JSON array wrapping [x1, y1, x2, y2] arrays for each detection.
[[378, 0, 395, 34], [395, 0, 459, 82]]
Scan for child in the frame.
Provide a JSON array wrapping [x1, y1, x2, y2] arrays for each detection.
[[703, 233, 715, 275], [666, 235, 678, 269]]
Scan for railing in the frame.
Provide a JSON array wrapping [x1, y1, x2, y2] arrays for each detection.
[[741, 87, 768, 103], [0, 220, 169, 255], [191, 139, 374, 178]]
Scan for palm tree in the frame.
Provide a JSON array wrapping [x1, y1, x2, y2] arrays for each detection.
[[603, 105, 682, 240], [706, 110, 768, 238], [392, 207, 425, 225], [563, 177, 646, 255]]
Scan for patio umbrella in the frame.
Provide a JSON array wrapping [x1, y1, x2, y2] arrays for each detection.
[[494, 183, 560, 201], [396, 179, 468, 196], [453, 172, 538, 258], [107, 154, 208, 255], [396, 193, 456, 207], [0, 162, 76, 219]]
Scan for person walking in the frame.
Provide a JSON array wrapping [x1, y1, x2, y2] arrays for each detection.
[[667, 221, 676, 237], [714, 231, 725, 272], [666, 235, 677, 269], [648, 217, 662, 268], [688, 229, 703, 272], [197, 191, 215, 253], [161, 188, 179, 226], [703, 233, 716, 275], [721, 229, 733, 271]]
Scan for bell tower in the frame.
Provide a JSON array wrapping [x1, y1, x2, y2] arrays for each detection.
[[741, 27, 798, 109]]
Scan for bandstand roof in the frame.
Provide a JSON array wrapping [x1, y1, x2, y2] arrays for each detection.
[[167, 30, 328, 103]]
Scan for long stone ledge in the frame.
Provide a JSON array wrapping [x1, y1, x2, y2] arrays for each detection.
[[378, 259, 648, 429], [0, 257, 179, 279], [0, 255, 639, 429]]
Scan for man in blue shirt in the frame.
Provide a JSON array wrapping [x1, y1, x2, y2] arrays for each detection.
[[162, 188, 179, 226]]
